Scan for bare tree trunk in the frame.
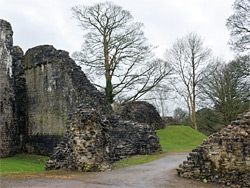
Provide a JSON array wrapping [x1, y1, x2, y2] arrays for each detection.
[[192, 54, 197, 130], [160, 98, 165, 118], [186, 97, 197, 130], [104, 34, 113, 103], [192, 105, 197, 130]]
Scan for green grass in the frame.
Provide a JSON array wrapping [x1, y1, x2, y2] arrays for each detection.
[[156, 125, 208, 152], [0, 153, 49, 174]]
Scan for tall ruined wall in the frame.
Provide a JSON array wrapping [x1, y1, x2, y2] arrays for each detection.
[[0, 19, 15, 157], [0, 20, 26, 157], [177, 109, 250, 187], [24, 45, 111, 155], [12, 46, 27, 150]]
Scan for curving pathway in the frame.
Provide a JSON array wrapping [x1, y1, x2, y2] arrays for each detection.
[[1, 152, 221, 188]]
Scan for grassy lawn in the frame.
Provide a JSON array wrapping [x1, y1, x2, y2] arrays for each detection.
[[0, 153, 49, 174], [156, 125, 208, 152], [0, 126, 207, 173]]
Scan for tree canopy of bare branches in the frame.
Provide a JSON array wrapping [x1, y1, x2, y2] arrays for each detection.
[[72, 2, 171, 103], [166, 33, 212, 130], [226, 0, 250, 53]]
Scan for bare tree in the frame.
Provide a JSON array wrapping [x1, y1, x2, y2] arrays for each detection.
[[144, 84, 172, 117], [226, 0, 250, 53], [165, 33, 212, 130], [153, 87, 170, 118], [72, 2, 171, 103]]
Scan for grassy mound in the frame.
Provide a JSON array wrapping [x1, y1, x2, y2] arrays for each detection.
[[156, 125, 208, 152], [0, 153, 49, 174]]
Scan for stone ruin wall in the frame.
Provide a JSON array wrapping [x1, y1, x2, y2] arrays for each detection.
[[0, 20, 26, 157], [24, 45, 111, 155], [0, 19, 15, 157], [46, 105, 113, 171], [108, 114, 161, 160], [0, 19, 112, 157], [177, 109, 250, 187], [46, 104, 161, 171]]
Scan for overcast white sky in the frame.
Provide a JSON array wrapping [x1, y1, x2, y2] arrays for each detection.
[[1, 0, 236, 62]]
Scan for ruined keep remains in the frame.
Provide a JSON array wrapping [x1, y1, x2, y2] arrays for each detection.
[[114, 101, 165, 130], [0, 19, 161, 171], [24, 45, 111, 155], [177, 109, 250, 187]]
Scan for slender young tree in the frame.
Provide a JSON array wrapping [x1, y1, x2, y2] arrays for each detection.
[[166, 33, 212, 130], [72, 2, 171, 103]]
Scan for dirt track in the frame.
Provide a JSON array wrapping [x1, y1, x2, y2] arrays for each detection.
[[1, 152, 221, 188]]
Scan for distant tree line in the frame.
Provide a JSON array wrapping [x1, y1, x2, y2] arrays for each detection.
[[173, 55, 250, 135]]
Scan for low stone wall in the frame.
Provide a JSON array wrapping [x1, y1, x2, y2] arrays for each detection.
[[108, 115, 161, 161], [177, 109, 250, 187], [46, 104, 161, 171]]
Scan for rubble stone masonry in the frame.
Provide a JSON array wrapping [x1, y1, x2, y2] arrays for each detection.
[[45, 104, 161, 171], [177, 109, 250, 187]]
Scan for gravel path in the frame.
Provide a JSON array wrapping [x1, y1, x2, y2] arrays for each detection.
[[1, 152, 221, 188]]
